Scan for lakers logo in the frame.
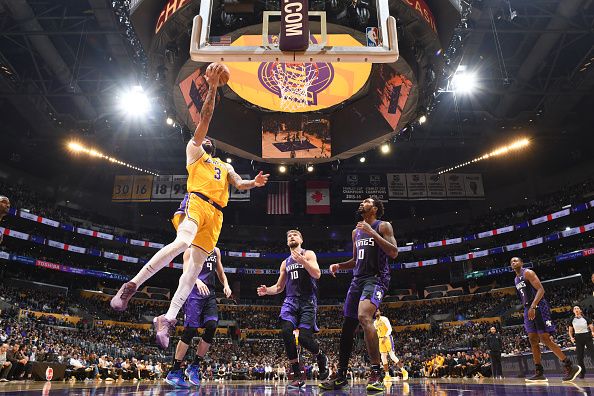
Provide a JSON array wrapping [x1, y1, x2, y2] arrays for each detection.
[[258, 35, 334, 107], [221, 34, 371, 112]]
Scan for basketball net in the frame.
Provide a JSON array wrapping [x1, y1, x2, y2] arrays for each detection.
[[271, 63, 318, 112]]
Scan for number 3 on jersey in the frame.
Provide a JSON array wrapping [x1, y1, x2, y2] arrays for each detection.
[[214, 167, 221, 180]]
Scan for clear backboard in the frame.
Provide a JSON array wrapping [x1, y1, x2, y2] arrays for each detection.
[[189, 0, 398, 63]]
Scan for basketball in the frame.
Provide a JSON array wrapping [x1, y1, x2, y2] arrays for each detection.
[[206, 62, 230, 87]]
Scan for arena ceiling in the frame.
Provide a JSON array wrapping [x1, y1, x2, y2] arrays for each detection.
[[0, 0, 593, 175]]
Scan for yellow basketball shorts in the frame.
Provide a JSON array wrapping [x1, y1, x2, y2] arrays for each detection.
[[379, 335, 394, 354], [171, 194, 223, 254]]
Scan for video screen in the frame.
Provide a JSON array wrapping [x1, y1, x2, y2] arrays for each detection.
[[262, 114, 331, 159], [375, 65, 413, 130]]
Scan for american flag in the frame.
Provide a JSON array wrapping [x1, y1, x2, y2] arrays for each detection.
[[210, 36, 232, 46], [267, 181, 291, 215]]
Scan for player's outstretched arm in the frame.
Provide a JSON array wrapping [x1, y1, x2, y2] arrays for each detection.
[[214, 247, 232, 298], [257, 261, 287, 296], [193, 65, 223, 142], [226, 165, 269, 190]]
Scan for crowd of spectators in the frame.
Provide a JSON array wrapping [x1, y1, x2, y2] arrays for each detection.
[[1, 177, 592, 257]]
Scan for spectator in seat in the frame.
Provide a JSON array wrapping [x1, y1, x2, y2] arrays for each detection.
[[7, 343, 28, 380], [0, 343, 12, 382]]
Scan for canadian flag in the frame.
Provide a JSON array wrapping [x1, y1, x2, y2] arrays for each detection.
[[306, 181, 330, 214]]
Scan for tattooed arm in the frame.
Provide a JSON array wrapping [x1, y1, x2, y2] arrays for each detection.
[[226, 164, 269, 190], [193, 64, 223, 142]]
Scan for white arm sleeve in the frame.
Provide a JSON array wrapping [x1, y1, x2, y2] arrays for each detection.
[[382, 317, 392, 337], [186, 139, 206, 166]]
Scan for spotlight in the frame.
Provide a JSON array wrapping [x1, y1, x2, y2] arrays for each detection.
[[279, 165, 287, 173], [380, 144, 390, 154], [359, 157, 366, 163], [67, 142, 84, 152], [419, 115, 427, 124], [452, 70, 477, 94], [307, 165, 314, 172], [119, 85, 150, 116], [226, 158, 232, 163], [166, 117, 174, 125]]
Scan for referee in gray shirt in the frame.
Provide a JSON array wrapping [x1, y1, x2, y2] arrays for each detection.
[[568, 305, 594, 379]]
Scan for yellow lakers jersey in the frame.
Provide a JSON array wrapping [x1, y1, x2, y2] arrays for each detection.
[[374, 317, 390, 338], [186, 153, 230, 207]]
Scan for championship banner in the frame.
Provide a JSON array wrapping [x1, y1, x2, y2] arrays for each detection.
[[426, 174, 446, 198], [445, 173, 466, 198], [406, 173, 428, 198], [387, 173, 484, 200], [387, 173, 407, 199], [464, 174, 485, 197], [229, 174, 251, 202], [341, 174, 389, 202]]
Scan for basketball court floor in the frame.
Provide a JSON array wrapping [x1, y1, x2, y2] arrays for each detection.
[[1, 378, 592, 395]]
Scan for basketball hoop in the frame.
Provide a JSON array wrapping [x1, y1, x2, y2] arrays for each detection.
[[270, 62, 319, 112]]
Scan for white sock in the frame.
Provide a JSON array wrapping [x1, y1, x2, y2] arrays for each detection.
[[165, 247, 208, 321], [130, 239, 187, 286], [130, 219, 197, 286]]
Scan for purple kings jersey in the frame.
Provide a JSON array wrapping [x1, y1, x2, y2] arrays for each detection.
[[514, 268, 544, 307], [285, 249, 318, 298], [353, 220, 390, 286], [190, 250, 218, 297]]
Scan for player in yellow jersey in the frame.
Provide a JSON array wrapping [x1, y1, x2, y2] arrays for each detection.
[[374, 309, 408, 381], [110, 63, 269, 348]]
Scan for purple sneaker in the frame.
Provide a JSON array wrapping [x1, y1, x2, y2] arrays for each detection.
[[110, 282, 137, 312], [154, 315, 177, 349]]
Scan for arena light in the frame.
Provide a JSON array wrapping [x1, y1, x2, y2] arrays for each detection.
[[307, 165, 314, 172], [419, 115, 427, 124], [438, 138, 530, 175], [380, 143, 390, 154], [166, 117, 174, 125], [279, 165, 287, 173], [118, 85, 150, 116], [452, 71, 477, 94], [67, 140, 159, 176], [359, 156, 366, 163], [226, 157, 232, 164]]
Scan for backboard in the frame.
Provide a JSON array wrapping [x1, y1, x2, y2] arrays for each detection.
[[189, 0, 398, 63]]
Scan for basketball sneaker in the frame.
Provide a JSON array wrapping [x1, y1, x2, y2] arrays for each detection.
[[366, 368, 385, 392], [287, 373, 305, 390], [165, 369, 190, 388], [153, 315, 177, 349], [318, 372, 348, 390], [110, 281, 137, 312], [562, 360, 581, 382], [317, 352, 329, 380], [185, 364, 201, 386], [525, 364, 548, 383]]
